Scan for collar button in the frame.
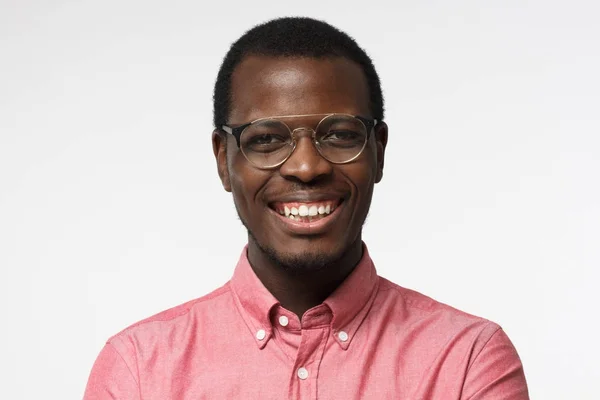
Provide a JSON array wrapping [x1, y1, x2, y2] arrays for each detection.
[[338, 330, 349, 342], [256, 329, 266, 340]]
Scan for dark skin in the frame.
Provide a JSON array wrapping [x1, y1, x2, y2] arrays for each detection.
[[213, 55, 388, 318]]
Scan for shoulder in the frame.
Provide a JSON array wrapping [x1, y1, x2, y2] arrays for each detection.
[[375, 277, 528, 396], [377, 276, 501, 344], [107, 282, 233, 347]]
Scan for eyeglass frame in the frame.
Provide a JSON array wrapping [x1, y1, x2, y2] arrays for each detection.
[[220, 113, 379, 169]]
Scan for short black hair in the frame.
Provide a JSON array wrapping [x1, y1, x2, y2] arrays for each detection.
[[212, 17, 384, 129]]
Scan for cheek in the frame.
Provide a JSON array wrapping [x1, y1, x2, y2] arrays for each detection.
[[344, 153, 378, 212], [361, 146, 380, 188], [349, 150, 378, 190], [228, 150, 269, 214]]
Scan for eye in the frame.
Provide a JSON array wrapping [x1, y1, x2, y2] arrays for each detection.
[[247, 133, 286, 146], [322, 130, 361, 141], [243, 131, 290, 154]]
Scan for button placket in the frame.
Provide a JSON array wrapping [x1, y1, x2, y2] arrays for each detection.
[[287, 325, 329, 399]]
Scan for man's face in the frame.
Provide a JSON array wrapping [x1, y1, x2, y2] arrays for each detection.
[[213, 55, 387, 272]]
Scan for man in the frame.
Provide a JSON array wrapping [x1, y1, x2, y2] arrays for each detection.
[[84, 17, 529, 399]]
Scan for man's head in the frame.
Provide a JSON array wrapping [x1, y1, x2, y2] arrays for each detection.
[[212, 17, 388, 273]]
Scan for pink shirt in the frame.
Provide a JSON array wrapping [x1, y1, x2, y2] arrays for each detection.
[[84, 246, 529, 399]]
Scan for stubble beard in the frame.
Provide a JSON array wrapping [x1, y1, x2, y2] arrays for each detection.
[[248, 229, 349, 275]]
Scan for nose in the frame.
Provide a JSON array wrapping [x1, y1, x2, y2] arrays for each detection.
[[278, 129, 333, 183]]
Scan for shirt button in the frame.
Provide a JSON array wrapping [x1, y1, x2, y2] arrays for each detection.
[[297, 367, 309, 380], [256, 329, 266, 340], [338, 331, 349, 342], [278, 315, 289, 327]]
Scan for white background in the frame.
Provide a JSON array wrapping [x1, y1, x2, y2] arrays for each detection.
[[1, 0, 598, 398]]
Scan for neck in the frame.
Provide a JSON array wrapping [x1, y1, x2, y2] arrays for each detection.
[[247, 237, 363, 319]]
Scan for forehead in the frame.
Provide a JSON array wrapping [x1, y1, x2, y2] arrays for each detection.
[[229, 55, 370, 124]]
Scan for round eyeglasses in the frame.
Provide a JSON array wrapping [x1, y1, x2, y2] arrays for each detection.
[[221, 113, 378, 169]]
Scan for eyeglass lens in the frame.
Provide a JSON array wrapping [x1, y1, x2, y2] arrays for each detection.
[[240, 115, 368, 168]]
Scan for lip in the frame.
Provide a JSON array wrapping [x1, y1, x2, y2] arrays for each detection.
[[268, 199, 344, 236]]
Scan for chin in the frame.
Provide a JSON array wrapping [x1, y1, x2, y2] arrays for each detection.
[[253, 235, 347, 275], [269, 249, 341, 274]]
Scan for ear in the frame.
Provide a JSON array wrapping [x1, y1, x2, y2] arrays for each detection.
[[212, 130, 232, 192], [373, 121, 388, 183]]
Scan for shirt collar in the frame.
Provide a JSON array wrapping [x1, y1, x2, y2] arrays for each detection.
[[323, 244, 379, 350], [229, 244, 379, 350], [229, 247, 279, 349]]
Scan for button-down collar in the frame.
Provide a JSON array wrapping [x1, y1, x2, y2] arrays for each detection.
[[323, 245, 379, 349], [229, 244, 379, 350], [229, 247, 279, 349]]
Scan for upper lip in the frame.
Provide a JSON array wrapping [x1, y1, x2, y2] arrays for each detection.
[[267, 191, 347, 205]]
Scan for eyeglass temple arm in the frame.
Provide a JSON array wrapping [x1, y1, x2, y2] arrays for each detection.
[[356, 117, 378, 137], [221, 125, 243, 148]]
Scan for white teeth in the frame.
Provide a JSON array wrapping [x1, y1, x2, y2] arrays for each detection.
[[278, 202, 337, 219], [298, 205, 309, 217]]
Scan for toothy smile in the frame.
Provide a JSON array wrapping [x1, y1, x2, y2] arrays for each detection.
[[270, 200, 340, 222]]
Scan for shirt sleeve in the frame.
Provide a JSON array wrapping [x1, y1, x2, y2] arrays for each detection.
[[83, 343, 141, 400], [461, 328, 529, 400]]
